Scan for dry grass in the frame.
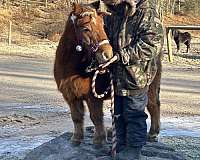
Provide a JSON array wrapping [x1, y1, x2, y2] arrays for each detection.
[[0, 2, 69, 44], [164, 14, 200, 26], [0, 8, 12, 31], [0, 2, 200, 44]]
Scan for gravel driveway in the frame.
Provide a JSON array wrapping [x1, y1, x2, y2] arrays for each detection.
[[0, 41, 199, 159]]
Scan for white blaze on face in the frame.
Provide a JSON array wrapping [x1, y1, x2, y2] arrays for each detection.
[[71, 14, 77, 23], [82, 11, 97, 25]]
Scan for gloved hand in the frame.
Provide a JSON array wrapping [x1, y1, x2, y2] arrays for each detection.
[[119, 48, 130, 65], [113, 49, 130, 65]]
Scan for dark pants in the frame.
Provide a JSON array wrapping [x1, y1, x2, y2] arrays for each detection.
[[114, 92, 148, 151]]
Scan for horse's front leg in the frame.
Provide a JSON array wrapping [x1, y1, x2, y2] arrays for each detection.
[[86, 95, 106, 147], [67, 99, 85, 146], [176, 41, 181, 54], [147, 65, 161, 142]]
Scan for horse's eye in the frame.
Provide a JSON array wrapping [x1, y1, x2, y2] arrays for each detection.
[[81, 27, 90, 32]]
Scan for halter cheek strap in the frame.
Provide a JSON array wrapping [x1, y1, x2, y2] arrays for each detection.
[[71, 14, 83, 52], [70, 14, 110, 53], [71, 14, 77, 23]]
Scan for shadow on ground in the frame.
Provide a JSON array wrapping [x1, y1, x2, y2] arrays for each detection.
[[23, 127, 186, 160]]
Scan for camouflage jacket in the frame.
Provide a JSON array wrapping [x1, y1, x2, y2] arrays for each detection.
[[99, 0, 164, 96]]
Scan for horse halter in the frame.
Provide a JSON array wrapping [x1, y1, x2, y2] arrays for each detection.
[[70, 13, 110, 54]]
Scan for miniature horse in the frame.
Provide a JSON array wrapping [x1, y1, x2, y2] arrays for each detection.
[[54, 3, 113, 146]]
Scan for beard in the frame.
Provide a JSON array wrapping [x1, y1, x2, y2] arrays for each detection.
[[103, 0, 137, 16], [102, 0, 122, 5]]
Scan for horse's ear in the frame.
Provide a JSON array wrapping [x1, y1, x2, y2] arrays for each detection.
[[72, 2, 81, 13], [72, 2, 76, 11]]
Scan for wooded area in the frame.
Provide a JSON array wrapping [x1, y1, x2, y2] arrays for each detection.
[[1, 0, 200, 17], [1, 0, 200, 47], [158, 0, 200, 16]]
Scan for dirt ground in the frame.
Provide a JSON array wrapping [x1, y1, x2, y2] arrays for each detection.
[[0, 40, 200, 160]]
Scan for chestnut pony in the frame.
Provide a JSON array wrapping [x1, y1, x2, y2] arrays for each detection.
[[54, 3, 161, 146], [54, 3, 113, 146]]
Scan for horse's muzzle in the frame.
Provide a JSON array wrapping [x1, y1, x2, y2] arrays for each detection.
[[95, 44, 113, 64], [95, 51, 110, 64]]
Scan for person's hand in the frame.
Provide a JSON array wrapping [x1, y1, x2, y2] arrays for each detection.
[[119, 49, 130, 65], [113, 49, 130, 65]]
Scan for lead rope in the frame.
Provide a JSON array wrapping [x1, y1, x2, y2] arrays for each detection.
[[110, 74, 117, 159], [92, 69, 117, 159]]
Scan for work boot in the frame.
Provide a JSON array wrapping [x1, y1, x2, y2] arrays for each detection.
[[116, 147, 142, 160]]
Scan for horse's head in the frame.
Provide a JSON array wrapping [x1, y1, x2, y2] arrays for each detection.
[[70, 3, 113, 65]]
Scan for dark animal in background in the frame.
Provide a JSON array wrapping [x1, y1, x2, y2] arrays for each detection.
[[171, 29, 192, 53]]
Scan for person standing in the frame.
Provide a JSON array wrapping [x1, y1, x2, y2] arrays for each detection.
[[95, 0, 164, 159]]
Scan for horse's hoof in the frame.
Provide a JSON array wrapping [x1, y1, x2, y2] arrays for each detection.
[[93, 136, 107, 149], [93, 138, 106, 146], [93, 129, 106, 143], [148, 134, 158, 142], [71, 135, 83, 146], [71, 139, 82, 146], [148, 137, 158, 142]]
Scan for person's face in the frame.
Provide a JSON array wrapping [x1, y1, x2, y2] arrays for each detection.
[[103, 0, 138, 16]]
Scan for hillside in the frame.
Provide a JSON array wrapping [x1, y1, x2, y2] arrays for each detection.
[[0, 2, 68, 44], [0, 3, 200, 44]]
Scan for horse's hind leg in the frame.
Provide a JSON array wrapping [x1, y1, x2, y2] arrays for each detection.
[[86, 95, 106, 147], [147, 84, 160, 142], [147, 60, 161, 142], [184, 40, 191, 53], [68, 99, 85, 146]]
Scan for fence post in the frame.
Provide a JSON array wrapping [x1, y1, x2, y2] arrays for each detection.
[[166, 28, 173, 62], [178, 0, 181, 12], [8, 21, 12, 45], [45, 0, 48, 8]]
